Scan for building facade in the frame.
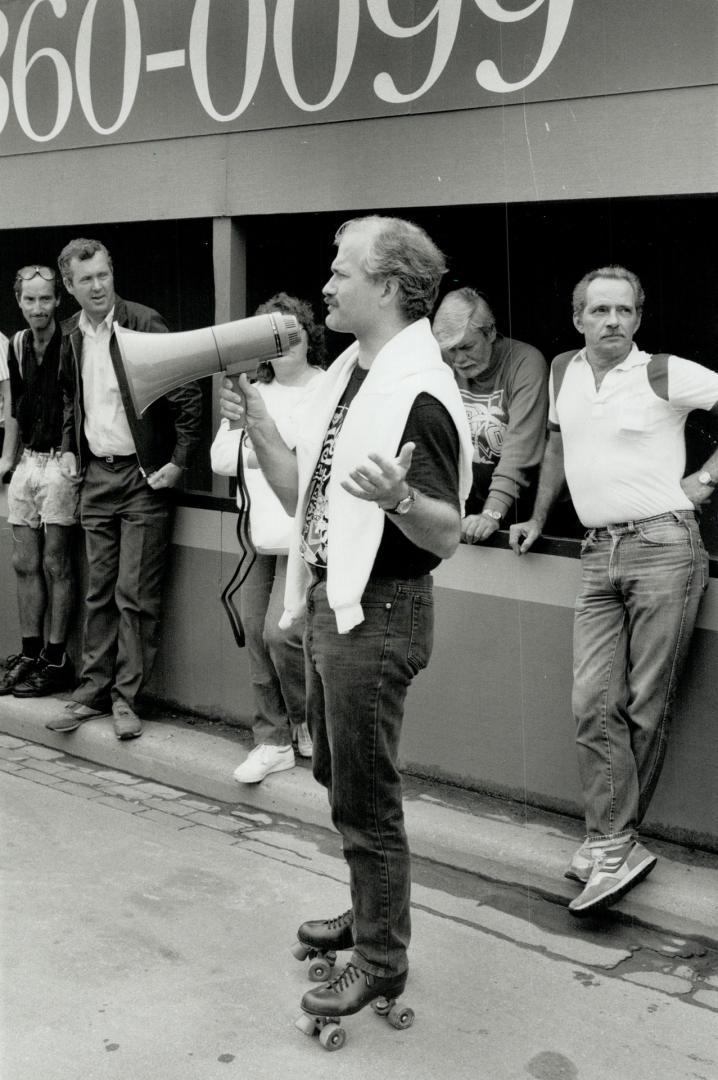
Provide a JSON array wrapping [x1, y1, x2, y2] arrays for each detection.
[[1, 0, 717, 846]]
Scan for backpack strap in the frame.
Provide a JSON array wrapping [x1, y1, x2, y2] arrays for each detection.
[[548, 350, 580, 430], [12, 330, 26, 379], [647, 353, 670, 401]]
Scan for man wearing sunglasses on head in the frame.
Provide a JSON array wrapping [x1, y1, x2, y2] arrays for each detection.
[[0, 266, 79, 699]]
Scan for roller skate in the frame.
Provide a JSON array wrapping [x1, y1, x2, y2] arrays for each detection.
[[294, 961, 414, 1051], [290, 909, 354, 982]]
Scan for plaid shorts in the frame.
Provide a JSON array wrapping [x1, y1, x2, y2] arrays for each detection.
[[7, 450, 80, 528]]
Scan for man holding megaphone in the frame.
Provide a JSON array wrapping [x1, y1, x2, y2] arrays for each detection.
[[220, 216, 473, 1036], [46, 238, 202, 741]]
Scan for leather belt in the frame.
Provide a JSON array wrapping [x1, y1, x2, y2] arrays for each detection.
[[90, 452, 138, 465]]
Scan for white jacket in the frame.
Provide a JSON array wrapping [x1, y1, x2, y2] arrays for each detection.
[[210, 373, 324, 553]]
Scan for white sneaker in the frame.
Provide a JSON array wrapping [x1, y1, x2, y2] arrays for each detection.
[[294, 722, 313, 759], [564, 839, 596, 884], [568, 840, 658, 917], [232, 743, 295, 784]]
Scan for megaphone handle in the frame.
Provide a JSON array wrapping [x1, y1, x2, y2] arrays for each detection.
[[222, 374, 246, 431]]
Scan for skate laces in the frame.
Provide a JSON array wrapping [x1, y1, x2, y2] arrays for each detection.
[[326, 963, 366, 993], [325, 909, 354, 931]]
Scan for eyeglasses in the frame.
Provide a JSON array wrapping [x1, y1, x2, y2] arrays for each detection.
[[15, 265, 55, 283]]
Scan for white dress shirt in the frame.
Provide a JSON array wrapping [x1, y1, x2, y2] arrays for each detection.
[[79, 308, 136, 456]]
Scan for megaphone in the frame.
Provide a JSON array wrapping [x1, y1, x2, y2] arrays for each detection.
[[114, 312, 301, 418]]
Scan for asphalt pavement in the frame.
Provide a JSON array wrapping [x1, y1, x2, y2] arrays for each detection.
[[6, 748, 717, 1080], [1, 693, 716, 949]]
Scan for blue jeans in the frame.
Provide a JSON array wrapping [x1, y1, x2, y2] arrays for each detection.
[[240, 553, 305, 746], [572, 511, 708, 843], [305, 573, 434, 978]]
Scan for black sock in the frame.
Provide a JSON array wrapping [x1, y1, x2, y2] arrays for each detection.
[[21, 637, 42, 660], [43, 642, 66, 666]]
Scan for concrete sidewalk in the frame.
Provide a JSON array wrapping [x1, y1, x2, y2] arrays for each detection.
[[2, 694, 716, 949]]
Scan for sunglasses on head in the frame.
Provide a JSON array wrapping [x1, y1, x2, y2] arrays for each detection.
[[15, 265, 55, 283]]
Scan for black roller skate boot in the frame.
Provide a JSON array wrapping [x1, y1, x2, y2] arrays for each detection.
[[291, 909, 354, 982], [295, 962, 414, 1051]]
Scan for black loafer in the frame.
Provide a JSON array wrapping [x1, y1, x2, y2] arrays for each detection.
[[112, 700, 143, 740]]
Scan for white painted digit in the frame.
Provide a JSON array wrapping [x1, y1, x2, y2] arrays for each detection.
[[12, 0, 72, 142], [0, 12, 9, 134], [274, 0, 358, 112], [190, 0, 266, 122], [369, 0, 460, 104], [76, 0, 141, 135], [474, 0, 574, 92]]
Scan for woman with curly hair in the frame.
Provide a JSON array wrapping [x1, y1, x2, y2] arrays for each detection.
[[211, 293, 327, 782]]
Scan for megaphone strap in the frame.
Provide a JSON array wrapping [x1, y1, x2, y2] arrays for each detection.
[[220, 430, 256, 648]]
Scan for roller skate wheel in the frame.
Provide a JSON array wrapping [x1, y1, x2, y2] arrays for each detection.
[[371, 997, 392, 1017], [295, 1012, 317, 1036], [387, 1003, 415, 1029], [291, 941, 310, 961], [308, 957, 332, 982], [319, 1023, 346, 1051]]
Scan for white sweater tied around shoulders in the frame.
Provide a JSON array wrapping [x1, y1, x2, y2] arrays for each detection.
[[280, 318, 473, 634]]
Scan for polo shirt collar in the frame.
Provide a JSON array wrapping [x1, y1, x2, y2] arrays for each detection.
[[574, 342, 648, 371]]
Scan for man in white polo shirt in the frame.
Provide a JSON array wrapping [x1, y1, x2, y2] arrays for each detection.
[[510, 265, 718, 916]]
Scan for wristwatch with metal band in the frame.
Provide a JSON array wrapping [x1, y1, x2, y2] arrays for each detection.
[[481, 508, 502, 521], [386, 486, 416, 515]]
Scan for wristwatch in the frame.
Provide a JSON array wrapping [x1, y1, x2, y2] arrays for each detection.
[[386, 487, 416, 516], [698, 470, 717, 486], [481, 508, 502, 521]]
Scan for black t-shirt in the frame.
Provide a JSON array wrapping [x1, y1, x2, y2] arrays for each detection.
[[8, 326, 64, 451], [373, 393, 460, 578], [300, 365, 461, 579]]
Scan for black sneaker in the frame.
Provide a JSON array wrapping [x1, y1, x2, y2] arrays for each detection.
[[0, 655, 38, 696], [13, 653, 75, 698]]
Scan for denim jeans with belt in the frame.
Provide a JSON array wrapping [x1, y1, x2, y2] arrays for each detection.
[[572, 510, 708, 843], [305, 573, 434, 979], [240, 553, 305, 746]]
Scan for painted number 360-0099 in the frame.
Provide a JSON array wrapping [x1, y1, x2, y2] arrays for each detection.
[[0, 0, 574, 143]]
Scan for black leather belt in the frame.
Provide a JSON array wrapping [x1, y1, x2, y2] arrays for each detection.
[[90, 452, 138, 466]]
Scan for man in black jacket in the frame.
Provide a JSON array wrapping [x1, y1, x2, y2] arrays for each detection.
[[47, 238, 202, 739]]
